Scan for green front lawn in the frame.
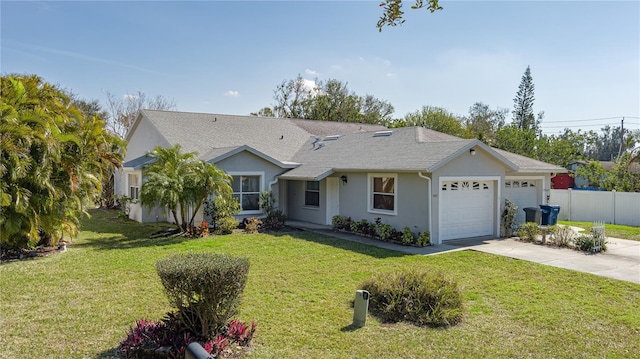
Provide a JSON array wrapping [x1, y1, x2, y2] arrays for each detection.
[[559, 220, 640, 241], [2, 209, 639, 358]]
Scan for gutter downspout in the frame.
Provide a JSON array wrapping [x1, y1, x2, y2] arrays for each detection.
[[418, 172, 432, 238]]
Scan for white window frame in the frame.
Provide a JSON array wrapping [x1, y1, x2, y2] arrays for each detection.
[[304, 181, 320, 208], [229, 172, 264, 215], [367, 173, 398, 215], [127, 172, 140, 201]]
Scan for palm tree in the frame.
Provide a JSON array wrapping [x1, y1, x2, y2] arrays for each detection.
[[140, 145, 198, 230], [185, 161, 232, 228], [1, 74, 124, 248], [140, 145, 233, 231]]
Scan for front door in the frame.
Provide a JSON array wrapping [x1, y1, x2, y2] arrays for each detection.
[[326, 177, 339, 225]]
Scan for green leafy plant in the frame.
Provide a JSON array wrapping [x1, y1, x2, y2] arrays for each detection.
[[259, 190, 276, 215], [332, 215, 353, 231], [263, 209, 287, 231], [350, 219, 376, 237], [155, 253, 250, 338], [417, 231, 431, 246], [115, 194, 133, 220], [204, 195, 240, 230], [501, 199, 518, 237], [215, 216, 238, 235], [377, 223, 394, 242], [401, 227, 415, 245], [362, 269, 463, 327], [574, 235, 595, 252], [244, 217, 263, 234], [259, 191, 287, 230], [518, 222, 541, 243], [332, 215, 348, 231], [573, 234, 607, 253]]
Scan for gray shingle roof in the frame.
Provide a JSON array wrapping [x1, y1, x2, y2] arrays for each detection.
[[282, 127, 481, 179], [133, 110, 565, 178], [493, 148, 567, 173], [138, 110, 386, 165]]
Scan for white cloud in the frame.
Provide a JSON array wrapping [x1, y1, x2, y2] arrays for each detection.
[[123, 94, 138, 100], [305, 68, 319, 76], [224, 90, 239, 97]]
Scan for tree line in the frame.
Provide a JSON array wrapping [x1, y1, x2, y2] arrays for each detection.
[[254, 68, 639, 171]]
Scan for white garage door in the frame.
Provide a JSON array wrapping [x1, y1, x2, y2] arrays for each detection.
[[440, 180, 494, 241], [504, 180, 538, 224]]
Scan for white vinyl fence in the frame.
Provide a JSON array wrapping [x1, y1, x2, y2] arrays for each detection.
[[550, 189, 640, 226]]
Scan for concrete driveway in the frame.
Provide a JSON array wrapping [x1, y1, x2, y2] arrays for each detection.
[[468, 237, 640, 284], [289, 221, 640, 284]]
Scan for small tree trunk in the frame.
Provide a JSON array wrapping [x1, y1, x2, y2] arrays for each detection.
[[171, 209, 181, 230]]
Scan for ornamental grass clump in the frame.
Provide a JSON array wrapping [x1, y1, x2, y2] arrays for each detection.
[[156, 252, 250, 339], [361, 269, 463, 327]]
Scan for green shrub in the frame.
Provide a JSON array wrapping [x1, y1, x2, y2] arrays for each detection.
[[332, 215, 352, 231], [263, 209, 287, 231], [204, 195, 241, 230], [215, 216, 238, 235], [518, 222, 541, 242], [244, 217, 262, 234], [574, 235, 595, 252], [351, 219, 376, 237], [259, 191, 276, 215], [155, 253, 250, 339], [362, 269, 463, 327], [417, 231, 431, 246], [501, 199, 518, 237], [401, 227, 415, 245], [377, 223, 394, 242], [573, 234, 607, 252]]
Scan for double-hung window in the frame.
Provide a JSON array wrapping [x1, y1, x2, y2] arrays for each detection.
[[128, 173, 140, 201], [305, 181, 320, 207], [232, 175, 261, 212], [369, 174, 397, 214]]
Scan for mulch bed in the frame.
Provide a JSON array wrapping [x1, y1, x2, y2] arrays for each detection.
[[0, 242, 67, 262]]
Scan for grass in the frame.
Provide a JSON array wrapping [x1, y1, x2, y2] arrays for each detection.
[[1, 209, 639, 358], [558, 220, 640, 241]]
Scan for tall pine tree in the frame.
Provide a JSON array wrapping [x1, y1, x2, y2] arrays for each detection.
[[512, 66, 540, 131]]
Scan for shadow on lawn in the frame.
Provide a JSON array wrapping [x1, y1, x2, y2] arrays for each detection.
[[95, 346, 119, 359], [267, 229, 408, 259], [81, 209, 406, 258], [76, 208, 192, 251]]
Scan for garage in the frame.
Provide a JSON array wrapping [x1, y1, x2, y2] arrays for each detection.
[[440, 180, 495, 240], [503, 179, 539, 224]]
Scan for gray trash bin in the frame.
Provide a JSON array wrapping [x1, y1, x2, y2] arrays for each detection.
[[539, 205, 561, 225], [523, 207, 542, 224]]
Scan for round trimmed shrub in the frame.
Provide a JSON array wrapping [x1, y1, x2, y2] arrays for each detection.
[[361, 269, 463, 327], [216, 216, 238, 235], [156, 253, 250, 339]]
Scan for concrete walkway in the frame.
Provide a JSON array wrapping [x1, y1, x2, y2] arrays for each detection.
[[287, 221, 640, 284]]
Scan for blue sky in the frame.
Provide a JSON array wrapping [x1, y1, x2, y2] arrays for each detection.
[[2, 1, 639, 135]]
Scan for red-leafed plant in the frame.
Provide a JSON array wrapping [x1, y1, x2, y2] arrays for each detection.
[[226, 319, 257, 345], [118, 314, 254, 359]]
